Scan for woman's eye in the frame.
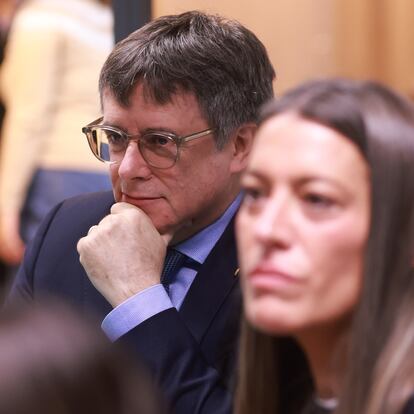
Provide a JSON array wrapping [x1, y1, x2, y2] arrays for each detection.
[[303, 193, 334, 208], [242, 187, 264, 204]]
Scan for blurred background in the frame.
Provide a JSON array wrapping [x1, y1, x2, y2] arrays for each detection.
[[153, 0, 414, 97]]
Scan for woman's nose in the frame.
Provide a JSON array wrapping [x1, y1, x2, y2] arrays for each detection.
[[254, 192, 294, 249]]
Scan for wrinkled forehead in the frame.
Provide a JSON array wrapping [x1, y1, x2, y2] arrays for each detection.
[[101, 79, 200, 111], [100, 83, 209, 132], [101, 77, 197, 110]]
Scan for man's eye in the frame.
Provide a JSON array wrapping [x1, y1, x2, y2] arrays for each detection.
[[145, 134, 173, 147], [106, 132, 125, 146]]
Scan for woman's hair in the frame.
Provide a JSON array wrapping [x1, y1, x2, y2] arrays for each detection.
[[235, 78, 414, 414], [0, 301, 166, 414]]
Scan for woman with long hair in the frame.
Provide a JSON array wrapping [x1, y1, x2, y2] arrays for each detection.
[[235, 78, 414, 414]]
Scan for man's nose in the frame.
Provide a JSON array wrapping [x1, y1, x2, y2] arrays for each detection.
[[117, 141, 152, 180]]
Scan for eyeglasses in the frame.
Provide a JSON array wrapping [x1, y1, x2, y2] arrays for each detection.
[[82, 117, 215, 169]]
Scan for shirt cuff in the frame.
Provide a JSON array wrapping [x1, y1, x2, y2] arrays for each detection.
[[101, 284, 173, 341]]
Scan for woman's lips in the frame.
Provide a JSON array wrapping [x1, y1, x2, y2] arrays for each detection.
[[248, 264, 304, 292]]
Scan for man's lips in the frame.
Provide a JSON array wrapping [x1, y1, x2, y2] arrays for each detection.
[[120, 193, 163, 205]]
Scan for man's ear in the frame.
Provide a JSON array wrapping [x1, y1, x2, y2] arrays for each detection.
[[229, 122, 257, 173]]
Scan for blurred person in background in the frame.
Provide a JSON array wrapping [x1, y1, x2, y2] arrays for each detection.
[[0, 0, 22, 50], [0, 0, 113, 274], [0, 301, 166, 414], [0, 0, 23, 288], [235, 79, 414, 414], [0, 0, 22, 62]]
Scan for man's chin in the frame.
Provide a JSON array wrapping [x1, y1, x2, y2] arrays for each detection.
[[165, 219, 197, 244]]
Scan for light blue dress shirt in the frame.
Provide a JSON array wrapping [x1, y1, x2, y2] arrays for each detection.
[[102, 194, 242, 341]]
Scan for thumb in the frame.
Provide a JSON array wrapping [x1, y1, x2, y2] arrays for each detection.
[[110, 201, 143, 214], [161, 231, 174, 246]]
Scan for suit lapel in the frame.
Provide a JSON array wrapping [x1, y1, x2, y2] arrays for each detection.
[[179, 218, 239, 343]]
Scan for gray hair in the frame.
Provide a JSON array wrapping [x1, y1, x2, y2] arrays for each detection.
[[99, 10, 275, 148]]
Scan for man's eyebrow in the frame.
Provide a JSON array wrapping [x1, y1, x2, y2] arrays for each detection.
[[142, 126, 178, 135], [101, 121, 179, 136], [101, 120, 126, 130]]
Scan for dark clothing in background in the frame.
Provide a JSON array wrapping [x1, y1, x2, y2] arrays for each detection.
[[112, 0, 151, 43]]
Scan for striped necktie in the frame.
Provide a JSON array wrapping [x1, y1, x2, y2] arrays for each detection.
[[161, 248, 188, 294]]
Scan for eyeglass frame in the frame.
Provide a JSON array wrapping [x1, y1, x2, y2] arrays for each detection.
[[82, 117, 215, 169]]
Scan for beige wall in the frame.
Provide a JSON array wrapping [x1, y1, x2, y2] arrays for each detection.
[[153, 0, 414, 97], [153, 0, 338, 94], [377, 0, 414, 95], [335, 0, 414, 95], [334, 0, 380, 80]]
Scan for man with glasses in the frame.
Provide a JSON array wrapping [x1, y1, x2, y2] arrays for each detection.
[[8, 10, 275, 413]]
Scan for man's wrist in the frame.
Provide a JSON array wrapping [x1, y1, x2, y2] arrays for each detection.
[[102, 284, 173, 341]]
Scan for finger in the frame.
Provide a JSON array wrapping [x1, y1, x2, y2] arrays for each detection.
[[0, 242, 24, 265], [110, 202, 143, 214], [87, 225, 98, 236], [161, 231, 174, 246], [76, 237, 85, 255]]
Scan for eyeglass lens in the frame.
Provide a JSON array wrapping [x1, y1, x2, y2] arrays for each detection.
[[89, 128, 179, 168]]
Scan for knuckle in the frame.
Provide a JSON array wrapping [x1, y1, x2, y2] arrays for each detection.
[[76, 239, 84, 254]]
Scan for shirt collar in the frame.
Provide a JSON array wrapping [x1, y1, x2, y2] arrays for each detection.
[[175, 193, 242, 264]]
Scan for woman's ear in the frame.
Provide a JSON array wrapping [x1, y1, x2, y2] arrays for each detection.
[[229, 123, 257, 173]]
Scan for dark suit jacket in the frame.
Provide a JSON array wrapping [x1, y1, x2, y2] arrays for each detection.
[[8, 191, 241, 413], [404, 395, 414, 414]]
